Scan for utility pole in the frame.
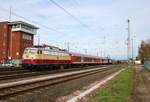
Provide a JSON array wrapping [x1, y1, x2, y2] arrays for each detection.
[[127, 19, 131, 60], [100, 48, 102, 57], [104, 36, 106, 57], [9, 6, 12, 22], [132, 36, 136, 60], [97, 51, 98, 56], [84, 49, 87, 54], [67, 42, 70, 51], [37, 35, 40, 46], [132, 38, 134, 60]]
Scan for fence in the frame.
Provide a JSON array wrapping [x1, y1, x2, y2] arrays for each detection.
[[144, 60, 150, 69]]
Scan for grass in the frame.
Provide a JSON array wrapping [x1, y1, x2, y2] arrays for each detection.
[[145, 68, 150, 72], [87, 65, 134, 102]]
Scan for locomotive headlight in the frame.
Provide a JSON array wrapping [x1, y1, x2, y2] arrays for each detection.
[[31, 57, 34, 60], [26, 55, 29, 58]]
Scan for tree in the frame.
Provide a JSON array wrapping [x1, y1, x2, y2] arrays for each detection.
[[138, 39, 150, 62]]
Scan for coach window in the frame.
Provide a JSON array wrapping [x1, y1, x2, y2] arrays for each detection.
[[94, 58, 97, 61], [84, 57, 91, 61], [75, 56, 81, 60]]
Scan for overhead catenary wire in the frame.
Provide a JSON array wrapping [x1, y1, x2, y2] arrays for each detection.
[[48, 0, 92, 31], [0, 7, 66, 34], [73, 0, 80, 6]]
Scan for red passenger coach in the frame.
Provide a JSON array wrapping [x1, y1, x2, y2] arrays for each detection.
[[70, 53, 82, 64], [70, 53, 103, 65]]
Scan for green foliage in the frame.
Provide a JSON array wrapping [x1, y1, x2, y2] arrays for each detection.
[[145, 68, 150, 72], [138, 39, 150, 61], [87, 66, 134, 102]]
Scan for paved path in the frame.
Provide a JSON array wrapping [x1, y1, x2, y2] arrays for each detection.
[[133, 65, 150, 102]]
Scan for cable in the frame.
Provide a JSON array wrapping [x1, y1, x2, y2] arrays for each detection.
[[0, 7, 66, 34], [48, 0, 92, 31]]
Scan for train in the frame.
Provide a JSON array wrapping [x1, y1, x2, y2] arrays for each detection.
[[22, 44, 112, 69]]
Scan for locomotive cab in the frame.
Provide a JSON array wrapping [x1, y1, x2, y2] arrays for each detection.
[[22, 47, 41, 67], [22, 46, 71, 68]]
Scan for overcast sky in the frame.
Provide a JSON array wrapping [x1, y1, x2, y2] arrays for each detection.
[[0, 0, 150, 59]]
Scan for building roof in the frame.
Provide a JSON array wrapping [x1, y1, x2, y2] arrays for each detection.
[[0, 21, 9, 23], [8, 21, 39, 29]]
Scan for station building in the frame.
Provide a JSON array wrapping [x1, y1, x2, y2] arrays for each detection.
[[0, 21, 38, 64]]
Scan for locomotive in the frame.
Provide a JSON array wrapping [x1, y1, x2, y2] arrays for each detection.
[[22, 44, 112, 68]]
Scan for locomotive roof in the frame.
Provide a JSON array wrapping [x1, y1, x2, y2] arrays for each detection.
[[24, 46, 110, 59], [25, 46, 68, 53]]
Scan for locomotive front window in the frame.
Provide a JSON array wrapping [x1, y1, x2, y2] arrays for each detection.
[[37, 50, 42, 54], [29, 49, 38, 54], [23, 49, 29, 54]]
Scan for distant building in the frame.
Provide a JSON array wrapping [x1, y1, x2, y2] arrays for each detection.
[[0, 21, 38, 64]]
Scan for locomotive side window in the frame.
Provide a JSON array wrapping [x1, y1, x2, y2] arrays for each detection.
[[43, 50, 50, 54], [49, 51, 53, 55], [57, 52, 60, 55], [53, 51, 58, 55], [64, 52, 69, 56]]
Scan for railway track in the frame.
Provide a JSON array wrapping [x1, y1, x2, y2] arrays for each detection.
[[0, 65, 123, 100], [0, 65, 107, 82], [0, 69, 30, 75], [0, 66, 24, 72]]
